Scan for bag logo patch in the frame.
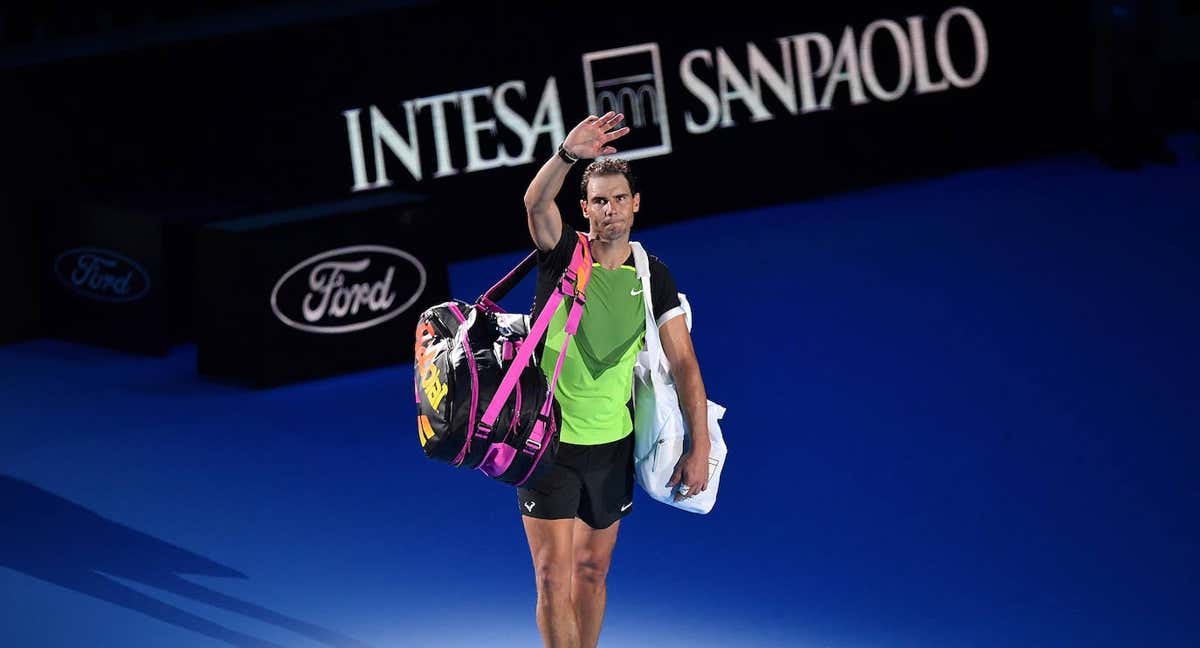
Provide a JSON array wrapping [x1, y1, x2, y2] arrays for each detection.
[[415, 321, 448, 410]]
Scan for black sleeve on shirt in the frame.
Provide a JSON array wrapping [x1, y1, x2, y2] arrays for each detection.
[[531, 222, 577, 321], [537, 222, 577, 275], [648, 255, 683, 325]]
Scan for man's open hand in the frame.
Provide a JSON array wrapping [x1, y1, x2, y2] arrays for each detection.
[[563, 111, 630, 159]]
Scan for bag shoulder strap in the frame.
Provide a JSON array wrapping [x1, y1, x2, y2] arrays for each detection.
[[631, 241, 651, 281], [479, 233, 592, 434], [630, 241, 669, 373], [477, 250, 537, 313]]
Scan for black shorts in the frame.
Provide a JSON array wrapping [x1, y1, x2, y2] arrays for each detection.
[[517, 433, 634, 530]]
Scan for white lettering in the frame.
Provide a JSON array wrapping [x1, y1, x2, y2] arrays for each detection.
[[370, 267, 397, 310], [790, 33, 834, 114], [747, 40, 797, 116], [302, 259, 396, 322], [330, 285, 352, 318], [860, 20, 913, 102], [821, 26, 869, 110], [370, 102, 422, 187], [909, 16, 949, 94], [348, 78, 562, 187], [716, 47, 773, 127], [414, 92, 460, 178], [528, 77, 566, 159], [343, 6, 989, 188], [681, 50, 720, 134], [494, 80, 534, 164], [460, 86, 507, 173], [344, 109, 371, 191], [936, 6, 989, 88]]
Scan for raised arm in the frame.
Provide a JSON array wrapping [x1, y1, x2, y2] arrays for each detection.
[[524, 111, 629, 251]]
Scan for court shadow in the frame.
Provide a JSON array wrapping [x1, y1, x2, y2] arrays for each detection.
[[0, 475, 372, 648]]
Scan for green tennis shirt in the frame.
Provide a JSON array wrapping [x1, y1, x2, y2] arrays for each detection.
[[533, 224, 682, 446]]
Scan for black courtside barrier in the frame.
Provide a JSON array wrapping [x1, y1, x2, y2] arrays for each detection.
[[195, 193, 449, 387], [37, 196, 243, 356], [40, 201, 172, 355], [0, 192, 39, 345]]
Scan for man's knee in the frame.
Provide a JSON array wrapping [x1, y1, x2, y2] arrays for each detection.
[[533, 561, 573, 601], [573, 550, 611, 589]]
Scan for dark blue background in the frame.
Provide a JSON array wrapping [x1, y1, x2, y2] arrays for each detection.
[[2, 139, 1197, 647]]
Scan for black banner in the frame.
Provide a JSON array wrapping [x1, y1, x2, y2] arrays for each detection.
[[195, 194, 449, 387], [0, 193, 40, 345], [2, 74, 46, 345], [40, 202, 170, 355], [13, 2, 1092, 261]]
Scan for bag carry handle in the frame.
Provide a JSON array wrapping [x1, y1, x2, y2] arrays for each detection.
[[477, 250, 538, 313]]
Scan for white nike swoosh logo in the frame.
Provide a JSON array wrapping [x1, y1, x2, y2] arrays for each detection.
[[620, 502, 632, 512], [630, 289, 643, 296]]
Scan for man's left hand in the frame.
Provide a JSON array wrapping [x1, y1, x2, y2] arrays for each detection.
[[667, 449, 710, 502]]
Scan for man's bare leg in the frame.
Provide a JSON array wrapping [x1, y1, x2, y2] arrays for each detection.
[[571, 517, 621, 648], [523, 517, 580, 648]]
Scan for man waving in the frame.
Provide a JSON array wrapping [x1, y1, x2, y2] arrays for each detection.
[[519, 111, 713, 647]]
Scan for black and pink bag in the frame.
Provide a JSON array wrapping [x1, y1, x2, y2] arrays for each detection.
[[414, 233, 592, 486]]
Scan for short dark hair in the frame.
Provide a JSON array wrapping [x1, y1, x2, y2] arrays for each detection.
[[579, 158, 637, 201]]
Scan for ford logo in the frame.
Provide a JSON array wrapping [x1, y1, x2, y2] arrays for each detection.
[[53, 247, 151, 303], [270, 245, 426, 334]]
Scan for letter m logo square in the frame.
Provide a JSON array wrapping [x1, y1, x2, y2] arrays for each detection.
[[582, 43, 672, 160]]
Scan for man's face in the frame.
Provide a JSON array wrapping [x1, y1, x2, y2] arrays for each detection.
[[581, 173, 640, 242]]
